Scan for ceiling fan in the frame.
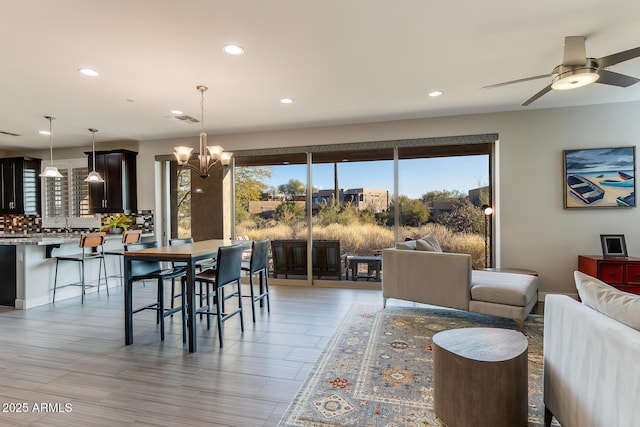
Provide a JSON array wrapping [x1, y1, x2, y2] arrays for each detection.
[[483, 36, 640, 106]]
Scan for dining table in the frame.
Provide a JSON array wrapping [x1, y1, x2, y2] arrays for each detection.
[[123, 239, 249, 352]]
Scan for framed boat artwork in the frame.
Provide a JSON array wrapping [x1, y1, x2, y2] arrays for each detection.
[[563, 146, 636, 209]]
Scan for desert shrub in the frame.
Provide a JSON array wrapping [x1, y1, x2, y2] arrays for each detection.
[[236, 219, 485, 269]]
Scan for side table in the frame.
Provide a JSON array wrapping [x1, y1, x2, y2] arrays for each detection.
[[433, 327, 529, 427], [346, 255, 382, 281]]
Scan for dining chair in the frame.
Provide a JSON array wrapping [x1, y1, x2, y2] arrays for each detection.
[[187, 244, 245, 347], [53, 232, 109, 304], [241, 239, 271, 322], [168, 237, 215, 316], [125, 241, 187, 341], [104, 229, 142, 285]]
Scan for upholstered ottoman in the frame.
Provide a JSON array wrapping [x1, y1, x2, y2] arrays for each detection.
[[470, 271, 539, 330]]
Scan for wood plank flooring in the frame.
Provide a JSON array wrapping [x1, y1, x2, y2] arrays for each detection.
[[0, 281, 387, 426]]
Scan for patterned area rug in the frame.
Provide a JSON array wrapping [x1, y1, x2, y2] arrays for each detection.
[[280, 305, 555, 427]]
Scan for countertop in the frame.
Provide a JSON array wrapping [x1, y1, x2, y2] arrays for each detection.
[[0, 232, 153, 246]]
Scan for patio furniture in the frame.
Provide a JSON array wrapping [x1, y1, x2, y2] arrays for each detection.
[[346, 255, 382, 281], [271, 239, 342, 279]]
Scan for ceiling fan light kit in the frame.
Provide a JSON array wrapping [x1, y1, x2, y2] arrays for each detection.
[[551, 62, 600, 90], [484, 36, 640, 105]]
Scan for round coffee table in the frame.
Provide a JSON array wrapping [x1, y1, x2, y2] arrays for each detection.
[[433, 327, 529, 427]]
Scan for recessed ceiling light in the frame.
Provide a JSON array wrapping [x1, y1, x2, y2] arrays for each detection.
[[223, 44, 245, 55], [78, 68, 99, 77], [170, 109, 183, 115], [280, 98, 294, 104], [428, 90, 443, 97], [39, 130, 51, 135]]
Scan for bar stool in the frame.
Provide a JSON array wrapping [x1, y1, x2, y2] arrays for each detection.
[[104, 230, 142, 285], [125, 241, 187, 341], [187, 244, 245, 347], [241, 239, 271, 322], [53, 232, 109, 304]]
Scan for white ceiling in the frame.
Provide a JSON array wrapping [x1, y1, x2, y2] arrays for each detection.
[[1, 0, 639, 151]]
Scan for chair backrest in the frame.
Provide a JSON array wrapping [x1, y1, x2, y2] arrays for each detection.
[[80, 232, 106, 249], [169, 237, 194, 267], [122, 229, 142, 244], [169, 237, 194, 246], [249, 239, 270, 273], [215, 244, 244, 288], [125, 241, 161, 277]]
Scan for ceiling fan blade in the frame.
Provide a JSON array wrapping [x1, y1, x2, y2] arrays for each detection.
[[596, 69, 640, 87], [482, 74, 551, 90], [596, 46, 640, 68], [563, 36, 587, 66], [522, 84, 552, 106]]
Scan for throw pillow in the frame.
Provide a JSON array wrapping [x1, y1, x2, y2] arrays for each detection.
[[420, 232, 442, 252], [574, 271, 640, 331], [416, 239, 438, 252], [395, 240, 417, 250]]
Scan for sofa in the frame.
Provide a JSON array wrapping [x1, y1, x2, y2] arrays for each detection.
[[382, 247, 539, 329], [544, 276, 640, 427]]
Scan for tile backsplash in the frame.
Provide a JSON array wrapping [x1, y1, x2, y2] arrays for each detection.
[[0, 211, 154, 234]]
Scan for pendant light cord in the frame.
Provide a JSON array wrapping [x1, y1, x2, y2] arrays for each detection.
[[48, 116, 54, 166]]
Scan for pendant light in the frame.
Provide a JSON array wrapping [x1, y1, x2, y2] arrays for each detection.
[[85, 128, 104, 182], [40, 116, 63, 178], [173, 85, 232, 178]]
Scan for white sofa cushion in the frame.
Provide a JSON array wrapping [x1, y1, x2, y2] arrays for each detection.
[[420, 232, 442, 252], [574, 271, 640, 331], [471, 270, 538, 307], [416, 239, 438, 252], [395, 240, 417, 250]]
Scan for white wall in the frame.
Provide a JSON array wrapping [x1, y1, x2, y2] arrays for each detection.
[[136, 101, 640, 296]]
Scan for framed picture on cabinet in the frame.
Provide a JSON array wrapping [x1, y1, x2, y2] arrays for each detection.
[[563, 146, 636, 209], [600, 234, 628, 258]]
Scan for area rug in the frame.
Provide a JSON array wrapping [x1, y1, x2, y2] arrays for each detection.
[[280, 305, 556, 427]]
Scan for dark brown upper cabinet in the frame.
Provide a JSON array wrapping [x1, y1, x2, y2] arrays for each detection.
[[0, 157, 41, 215], [86, 149, 137, 214]]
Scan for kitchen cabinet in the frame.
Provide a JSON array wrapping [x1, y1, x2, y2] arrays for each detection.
[[86, 149, 137, 214], [0, 157, 41, 214]]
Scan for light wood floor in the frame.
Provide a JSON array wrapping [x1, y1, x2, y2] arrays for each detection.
[[0, 281, 385, 426]]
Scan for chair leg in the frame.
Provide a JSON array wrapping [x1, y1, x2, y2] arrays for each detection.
[[158, 278, 165, 341], [249, 272, 257, 323], [53, 259, 60, 303], [102, 257, 109, 297], [80, 260, 85, 304], [216, 290, 224, 347], [170, 278, 176, 317], [181, 279, 187, 344], [237, 281, 244, 332], [263, 271, 270, 313]]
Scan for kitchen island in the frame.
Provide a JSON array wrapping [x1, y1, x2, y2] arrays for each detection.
[[0, 233, 151, 309]]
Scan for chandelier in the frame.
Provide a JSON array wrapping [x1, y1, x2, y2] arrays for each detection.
[[173, 85, 232, 178]]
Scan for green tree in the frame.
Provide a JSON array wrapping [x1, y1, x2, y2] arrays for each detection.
[[421, 189, 466, 204], [439, 198, 485, 234], [384, 195, 429, 226], [278, 179, 305, 197], [235, 166, 272, 220], [275, 201, 305, 223]]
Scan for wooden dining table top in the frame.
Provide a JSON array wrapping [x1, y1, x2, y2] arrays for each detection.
[[124, 239, 250, 260]]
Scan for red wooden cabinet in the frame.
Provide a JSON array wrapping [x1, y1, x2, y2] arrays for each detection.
[[578, 255, 640, 295]]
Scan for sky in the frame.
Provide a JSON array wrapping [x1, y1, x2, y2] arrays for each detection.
[[261, 155, 489, 199]]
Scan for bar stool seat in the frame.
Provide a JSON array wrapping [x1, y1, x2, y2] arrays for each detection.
[[53, 232, 109, 304]]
